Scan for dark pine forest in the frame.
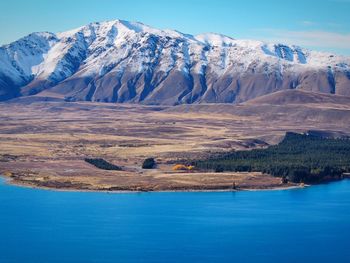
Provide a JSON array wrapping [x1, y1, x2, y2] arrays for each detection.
[[195, 132, 350, 183]]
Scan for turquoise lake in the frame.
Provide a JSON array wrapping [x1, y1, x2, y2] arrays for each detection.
[[0, 177, 350, 263]]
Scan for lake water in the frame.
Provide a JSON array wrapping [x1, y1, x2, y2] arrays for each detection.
[[0, 177, 350, 263]]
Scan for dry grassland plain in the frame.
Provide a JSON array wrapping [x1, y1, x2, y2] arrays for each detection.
[[1, 91, 350, 191]]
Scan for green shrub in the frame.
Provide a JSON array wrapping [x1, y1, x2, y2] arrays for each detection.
[[142, 158, 156, 169], [84, 158, 122, 170]]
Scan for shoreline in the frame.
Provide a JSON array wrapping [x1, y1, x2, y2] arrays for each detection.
[[1, 175, 305, 193], [2, 170, 348, 194]]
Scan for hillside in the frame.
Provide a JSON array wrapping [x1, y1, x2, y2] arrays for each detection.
[[244, 89, 350, 106], [1, 20, 349, 104]]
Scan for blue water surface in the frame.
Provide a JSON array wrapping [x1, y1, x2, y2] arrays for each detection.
[[0, 177, 350, 263]]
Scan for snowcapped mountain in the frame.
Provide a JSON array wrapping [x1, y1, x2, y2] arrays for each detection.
[[1, 20, 349, 104]]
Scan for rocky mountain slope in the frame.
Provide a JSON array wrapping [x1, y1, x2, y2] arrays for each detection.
[[1, 20, 349, 104]]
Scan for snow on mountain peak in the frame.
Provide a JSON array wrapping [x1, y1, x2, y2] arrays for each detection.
[[0, 19, 349, 103], [195, 33, 235, 46]]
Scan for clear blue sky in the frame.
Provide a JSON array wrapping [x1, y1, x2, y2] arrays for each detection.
[[1, 0, 349, 55]]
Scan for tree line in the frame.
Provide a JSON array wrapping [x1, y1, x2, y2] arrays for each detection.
[[194, 132, 350, 183]]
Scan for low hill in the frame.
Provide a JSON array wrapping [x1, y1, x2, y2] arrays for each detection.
[[244, 89, 350, 106], [165, 90, 350, 131]]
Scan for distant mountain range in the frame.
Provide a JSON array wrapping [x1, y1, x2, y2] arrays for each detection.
[[1, 20, 349, 104]]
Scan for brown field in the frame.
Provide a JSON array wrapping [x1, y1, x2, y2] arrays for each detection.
[[1, 90, 350, 191]]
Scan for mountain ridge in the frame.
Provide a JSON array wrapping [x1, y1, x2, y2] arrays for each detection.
[[1, 19, 349, 104]]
